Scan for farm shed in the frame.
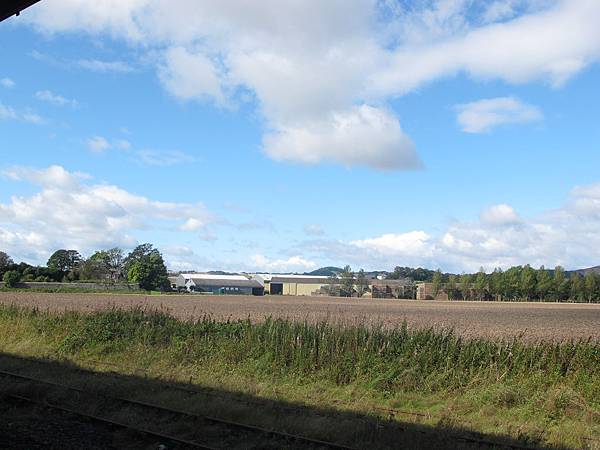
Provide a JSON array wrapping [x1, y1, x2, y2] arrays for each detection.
[[268, 275, 330, 296], [176, 273, 264, 296], [370, 279, 415, 299], [415, 282, 448, 300], [167, 276, 178, 290]]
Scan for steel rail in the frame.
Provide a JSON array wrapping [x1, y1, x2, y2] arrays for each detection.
[[0, 369, 356, 450], [86, 357, 435, 421], [4, 393, 215, 449]]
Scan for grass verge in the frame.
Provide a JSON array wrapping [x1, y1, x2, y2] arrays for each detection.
[[0, 304, 598, 448]]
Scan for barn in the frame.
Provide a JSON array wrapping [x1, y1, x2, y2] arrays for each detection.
[[176, 274, 264, 296], [267, 275, 331, 296]]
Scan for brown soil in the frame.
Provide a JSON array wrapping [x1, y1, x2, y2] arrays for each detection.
[[1, 292, 599, 341]]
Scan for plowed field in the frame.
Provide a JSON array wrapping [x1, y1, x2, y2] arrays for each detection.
[[1, 292, 599, 341]]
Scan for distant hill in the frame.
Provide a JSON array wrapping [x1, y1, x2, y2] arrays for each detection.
[[304, 266, 342, 276], [207, 270, 240, 276], [571, 265, 600, 276], [305, 266, 390, 279]]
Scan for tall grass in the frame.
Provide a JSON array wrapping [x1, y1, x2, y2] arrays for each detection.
[[1, 304, 597, 401]]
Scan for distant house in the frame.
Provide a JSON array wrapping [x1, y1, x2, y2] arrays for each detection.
[[175, 273, 264, 295]]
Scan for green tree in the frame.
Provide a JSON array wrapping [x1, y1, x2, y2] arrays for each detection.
[[536, 266, 552, 301], [432, 269, 442, 297], [504, 266, 522, 300], [339, 265, 354, 297], [124, 243, 155, 273], [489, 268, 504, 301], [80, 251, 110, 280], [3, 270, 20, 288], [570, 273, 584, 302], [460, 273, 471, 300], [552, 266, 568, 301], [446, 274, 458, 300], [0, 251, 13, 275], [127, 250, 169, 291], [473, 267, 487, 301], [584, 272, 599, 303], [105, 247, 125, 280], [520, 265, 536, 301], [356, 269, 368, 297], [47, 249, 82, 273], [325, 274, 339, 296]]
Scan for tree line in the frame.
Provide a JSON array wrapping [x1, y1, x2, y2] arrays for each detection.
[[431, 265, 600, 302], [316, 263, 600, 302], [0, 244, 170, 291]]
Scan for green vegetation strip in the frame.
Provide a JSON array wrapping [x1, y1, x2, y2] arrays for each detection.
[[0, 305, 598, 449]]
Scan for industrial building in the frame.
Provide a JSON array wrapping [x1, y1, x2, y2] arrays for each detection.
[[176, 273, 264, 295], [267, 275, 330, 296], [172, 272, 428, 299]]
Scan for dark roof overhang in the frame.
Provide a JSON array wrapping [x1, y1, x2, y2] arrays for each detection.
[[1, 1, 42, 23]]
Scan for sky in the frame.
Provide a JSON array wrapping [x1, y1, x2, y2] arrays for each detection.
[[1, 0, 600, 274]]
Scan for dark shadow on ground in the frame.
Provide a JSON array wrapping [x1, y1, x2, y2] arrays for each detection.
[[0, 353, 563, 450]]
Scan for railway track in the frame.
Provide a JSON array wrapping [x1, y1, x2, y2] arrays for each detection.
[[84, 357, 436, 421], [0, 369, 355, 450], [4, 393, 214, 449], [0, 366, 546, 450]]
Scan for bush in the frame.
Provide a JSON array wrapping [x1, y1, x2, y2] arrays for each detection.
[[3, 270, 21, 288]]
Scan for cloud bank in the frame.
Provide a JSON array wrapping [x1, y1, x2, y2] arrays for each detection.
[[0, 165, 212, 264], [22, 0, 600, 170]]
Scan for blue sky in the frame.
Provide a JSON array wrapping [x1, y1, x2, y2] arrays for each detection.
[[1, 0, 600, 273]]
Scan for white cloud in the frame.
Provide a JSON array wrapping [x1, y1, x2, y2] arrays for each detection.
[[86, 135, 111, 153], [179, 218, 205, 232], [77, 58, 134, 73], [0, 165, 213, 264], [1, 78, 15, 88], [136, 149, 196, 166], [350, 231, 433, 257], [480, 203, 521, 226], [20, 1, 600, 169], [0, 103, 18, 120], [35, 90, 79, 108], [159, 47, 227, 106], [308, 185, 600, 272], [0, 102, 45, 125], [21, 112, 46, 125], [303, 223, 324, 236], [115, 139, 131, 150], [85, 135, 195, 166], [263, 105, 421, 170], [372, 1, 600, 94], [455, 97, 542, 133], [250, 254, 317, 273], [482, 0, 521, 23]]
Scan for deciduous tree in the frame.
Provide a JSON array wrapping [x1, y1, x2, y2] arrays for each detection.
[[127, 250, 169, 291], [356, 269, 368, 297], [473, 267, 487, 301], [3, 270, 20, 288], [570, 273, 584, 302], [0, 251, 13, 274], [432, 269, 442, 298], [47, 250, 82, 273], [339, 265, 354, 297], [520, 265, 536, 301], [584, 272, 599, 303], [536, 266, 552, 301], [552, 266, 568, 301]]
